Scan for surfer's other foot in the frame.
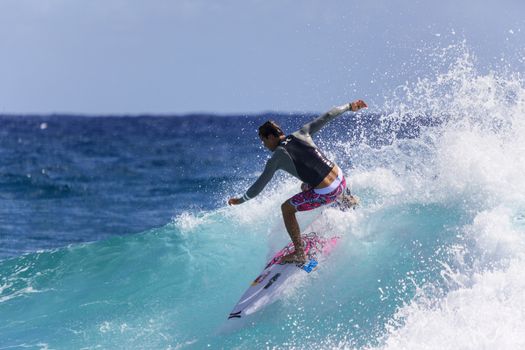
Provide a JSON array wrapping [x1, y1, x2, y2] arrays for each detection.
[[337, 190, 359, 211], [280, 252, 306, 264], [345, 194, 359, 207]]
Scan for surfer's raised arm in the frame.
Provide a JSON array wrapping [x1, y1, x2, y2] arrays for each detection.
[[299, 100, 368, 136]]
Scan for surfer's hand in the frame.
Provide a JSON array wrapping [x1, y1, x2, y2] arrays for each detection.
[[228, 197, 241, 206], [350, 99, 367, 111]]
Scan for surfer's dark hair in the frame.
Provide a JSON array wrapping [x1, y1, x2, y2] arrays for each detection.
[[258, 120, 284, 138]]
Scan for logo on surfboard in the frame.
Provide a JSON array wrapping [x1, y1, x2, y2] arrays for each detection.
[[251, 270, 271, 286], [263, 273, 281, 289]]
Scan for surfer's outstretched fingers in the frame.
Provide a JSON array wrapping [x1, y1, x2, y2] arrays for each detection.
[[351, 99, 368, 111]]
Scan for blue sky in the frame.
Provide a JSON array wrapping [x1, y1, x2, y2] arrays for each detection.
[[1, 0, 524, 115]]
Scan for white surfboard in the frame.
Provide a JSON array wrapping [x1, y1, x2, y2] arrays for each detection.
[[226, 232, 339, 324], [224, 189, 356, 329]]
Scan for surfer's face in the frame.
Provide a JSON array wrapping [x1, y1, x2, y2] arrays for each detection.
[[260, 134, 280, 151]]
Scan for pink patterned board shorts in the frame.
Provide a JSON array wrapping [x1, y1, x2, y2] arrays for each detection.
[[289, 177, 346, 212]]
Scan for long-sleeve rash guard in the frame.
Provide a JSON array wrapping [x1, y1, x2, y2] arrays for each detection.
[[239, 103, 352, 203]]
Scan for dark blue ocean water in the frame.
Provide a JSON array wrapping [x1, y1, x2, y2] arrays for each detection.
[[0, 114, 287, 258]]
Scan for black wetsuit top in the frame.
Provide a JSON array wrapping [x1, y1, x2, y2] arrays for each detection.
[[279, 134, 334, 186], [239, 103, 351, 203]]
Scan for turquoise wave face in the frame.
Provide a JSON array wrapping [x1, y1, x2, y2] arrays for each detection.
[[0, 199, 472, 349], [0, 210, 256, 347]]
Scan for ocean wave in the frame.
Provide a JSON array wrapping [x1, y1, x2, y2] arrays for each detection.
[[1, 42, 525, 349]]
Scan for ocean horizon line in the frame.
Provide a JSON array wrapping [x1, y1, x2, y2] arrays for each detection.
[[0, 110, 322, 119]]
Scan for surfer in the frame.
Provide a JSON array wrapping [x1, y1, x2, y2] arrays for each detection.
[[228, 100, 367, 263]]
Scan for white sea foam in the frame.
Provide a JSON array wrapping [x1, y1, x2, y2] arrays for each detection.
[[370, 257, 525, 350], [171, 211, 212, 234], [0, 285, 39, 303], [346, 43, 525, 350]]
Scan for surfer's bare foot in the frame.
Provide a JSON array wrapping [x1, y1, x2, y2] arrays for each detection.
[[337, 192, 359, 210], [280, 252, 306, 264], [345, 194, 359, 207]]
